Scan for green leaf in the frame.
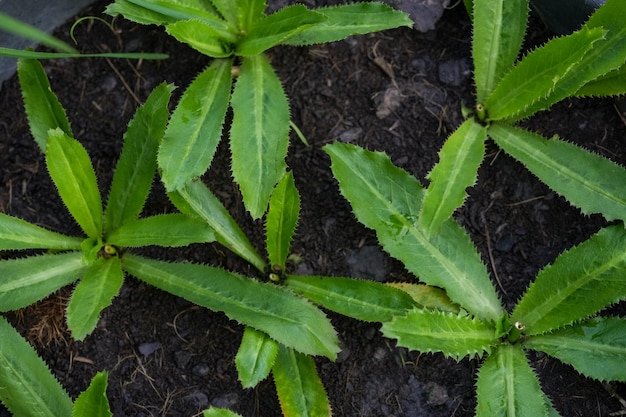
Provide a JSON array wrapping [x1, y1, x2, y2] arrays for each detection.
[[46, 129, 103, 238], [382, 309, 497, 360], [476, 344, 549, 417], [209, 0, 239, 25], [0, 317, 74, 417], [230, 54, 290, 219], [2, 49, 168, 60], [0, 11, 76, 53], [236, 327, 279, 388], [105, 83, 173, 232], [284, 2, 412, 46], [170, 180, 266, 272], [122, 254, 340, 359], [266, 172, 300, 271], [485, 27, 605, 121], [232, 0, 266, 32], [236, 5, 325, 56], [0, 213, 83, 250], [107, 214, 215, 248], [524, 317, 626, 382], [385, 282, 460, 313], [325, 142, 503, 322], [575, 65, 626, 97], [489, 124, 626, 223], [512, 225, 626, 336], [0, 252, 86, 311], [73, 372, 112, 417], [472, 0, 528, 103], [165, 20, 234, 58], [17, 58, 72, 151], [203, 407, 243, 417], [273, 345, 331, 417], [286, 275, 417, 322], [418, 119, 487, 236], [66, 256, 124, 341], [159, 59, 233, 191]]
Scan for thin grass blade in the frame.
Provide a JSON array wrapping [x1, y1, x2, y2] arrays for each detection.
[[0, 11, 76, 53]]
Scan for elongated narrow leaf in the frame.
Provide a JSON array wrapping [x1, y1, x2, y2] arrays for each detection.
[[286, 275, 417, 322], [166, 21, 234, 58], [266, 172, 300, 271], [485, 27, 605, 121], [382, 309, 497, 360], [385, 282, 460, 313], [0, 11, 76, 53], [0, 213, 82, 250], [489, 124, 626, 222], [0, 317, 73, 417], [524, 317, 626, 382], [0, 252, 86, 311], [325, 142, 503, 322], [159, 59, 233, 191], [273, 345, 331, 417], [576, 65, 626, 97], [208, 0, 238, 25], [105, 83, 173, 232], [476, 344, 549, 417], [472, 0, 528, 103], [46, 129, 103, 238], [122, 254, 340, 359], [419, 119, 487, 236], [512, 225, 626, 336], [233, 0, 266, 32], [230, 54, 290, 219], [203, 407, 243, 417], [170, 180, 266, 272], [73, 372, 112, 417], [67, 256, 124, 340], [236, 5, 325, 56], [284, 3, 412, 46], [17, 58, 72, 151], [3, 49, 168, 59], [107, 214, 215, 247], [236, 327, 279, 388]]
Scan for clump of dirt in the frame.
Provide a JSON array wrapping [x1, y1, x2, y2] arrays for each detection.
[[0, 1, 625, 416]]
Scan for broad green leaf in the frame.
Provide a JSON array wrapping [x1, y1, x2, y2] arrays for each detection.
[[203, 407, 244, 417], [472, 0, 528, 103], [159, 59, 233, 191], [524, 317, 626, 382], [234, 0, 266, 32], [325, 142, 503, 322], [418, 119, 487, 236], [476, 344, 549, 417], [273, 345, 331, 417], [230, 54, 290, 219], [46, 129, 103, 238], [106, 214, 215, 247], [0, 317, 74, 417], [386, 282, 460, 313], [286, 275, 417, 322], [67, 256, 124, 341], [0, 252, 86, 311], [0, 213, 82, 250], [105, 83, 173, 232], [236, 327, 279, 388], [170, 180, 266, 272], [382, 309, 497, 360], [284, 3, 412, 46], [210, 0, 238, 24], [236, 5, 325, 56], [485, 27, 605, 121], [17, 59, 72, 151], [166, 20, 234, 58], [576, 65, 626, 97], [0, 11, 76, 53], [266, 172, 300, 271], [489, 124, 626, 223], [122, 254, 340, 359], [512, 225, 626, 336], [518, 0, 626, 119], [105, 0, 185, 25], [73, 372, 112, 417]]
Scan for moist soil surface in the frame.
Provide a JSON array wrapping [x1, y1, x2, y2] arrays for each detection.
[[1, 1, 625, 416]]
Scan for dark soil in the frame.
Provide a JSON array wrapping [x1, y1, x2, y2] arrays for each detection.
[[1, 1, 625, 416]]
